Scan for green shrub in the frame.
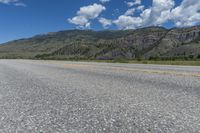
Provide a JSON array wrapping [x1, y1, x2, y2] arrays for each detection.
[[35, 54, 51, 59], [113, 58, 128, 63]]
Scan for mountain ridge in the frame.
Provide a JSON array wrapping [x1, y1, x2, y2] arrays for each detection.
[[0, 26, 200, 60]]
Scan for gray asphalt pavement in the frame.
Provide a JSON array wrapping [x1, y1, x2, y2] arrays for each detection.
[[0, 60, 200, 133]]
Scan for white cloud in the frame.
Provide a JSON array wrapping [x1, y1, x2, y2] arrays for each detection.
[[113, 15, 142, 29], [144, 0, 175, 26], [133, 0, 142, 5], [125, 0, 142, 7], [99, 18, 112, 28], [125, 2, 134, 7], [124, 5, 144, 16], [171, 0, 200, 27], [68, 0, 200, 29], [0, 0, 26, 6], [114, 0, 175, 29], [77, 3, 106, 19], [137, 5, 144, 11], [68, 16, 91, 28], [124, 8, 135, 16], [100, 0, 110, 4], [68, 3, 106, 28]]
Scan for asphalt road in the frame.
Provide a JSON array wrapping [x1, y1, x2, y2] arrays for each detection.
[[0, 60, 200, 133]]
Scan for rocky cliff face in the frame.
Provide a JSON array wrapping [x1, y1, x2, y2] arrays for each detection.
[[168, 26, 200, 43], [0, 26, 200, 59], [145, 26, 200, 58]]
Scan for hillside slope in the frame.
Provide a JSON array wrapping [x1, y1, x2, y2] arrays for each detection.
[[0, 26, 200, 60]]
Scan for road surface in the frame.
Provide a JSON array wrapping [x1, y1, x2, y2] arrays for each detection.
[[0, 60, 200, 132]]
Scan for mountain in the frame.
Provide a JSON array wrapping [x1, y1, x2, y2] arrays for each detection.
[[0, 26, 200, 60]]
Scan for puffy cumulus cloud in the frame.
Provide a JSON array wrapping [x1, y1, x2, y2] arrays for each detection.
[[68, 16, 91, 28], [143, 0, 175, 26], [114, 0, 200, 29], [113, 15, 142, 29], [114, 0, 175, 29], [99, 18, 112, 28], [124, 8, 135, 16], [124, 5, 144, 16], [171, 0, 200, 27], [125, 2, 135, 7], [0, 0, 26, 6], [125, 0, 142, 7], [77, 3, 106, 19], [100, 0, 110, 4], [68, 0, 200, 29], [68, 3, 106, 28], [140, 8, 151, 23], [137, 5, 144, 11]]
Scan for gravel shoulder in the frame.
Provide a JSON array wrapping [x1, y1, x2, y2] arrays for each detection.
[[0, 60, 200, 132]]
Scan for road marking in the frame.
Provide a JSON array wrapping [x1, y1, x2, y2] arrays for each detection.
[[49, 61, 200, 78]]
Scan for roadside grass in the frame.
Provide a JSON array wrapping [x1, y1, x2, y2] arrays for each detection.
[[128, 60, 200, 66], [2, 58, 200, 66], [32, 54, 200, 66], [80, 59, 200, 66], [1, 54, 200, 66]]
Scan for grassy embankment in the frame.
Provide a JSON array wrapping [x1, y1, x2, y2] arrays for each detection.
[[88, 60, 200, 66], [1, 54, 200, 66], [36, 57, 200, 66]]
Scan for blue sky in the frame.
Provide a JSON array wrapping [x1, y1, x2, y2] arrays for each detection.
[[0, 0, 200, 44]]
